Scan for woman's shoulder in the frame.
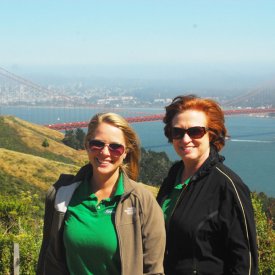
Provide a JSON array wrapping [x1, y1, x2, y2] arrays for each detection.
[[126, 178, 154, 194], [45, 174, 78, 205], [124, 177, 157, 201], [46, 164, 90, 201], [212, 162, 251, 196], [50, 164, 90, 190]]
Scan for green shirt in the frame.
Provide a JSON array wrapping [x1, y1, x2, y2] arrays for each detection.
[[161, 168, 190, 224], [63, 173, 124, 275]]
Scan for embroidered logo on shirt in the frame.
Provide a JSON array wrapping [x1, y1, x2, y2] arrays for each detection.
[[104, 209, 115, 214], [124, 207, 136, 215]]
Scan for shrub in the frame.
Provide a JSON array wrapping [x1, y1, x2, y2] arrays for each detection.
[[42, 139, 49, 147], [252, 192, 275, 274], [0, 192, 43, 274]]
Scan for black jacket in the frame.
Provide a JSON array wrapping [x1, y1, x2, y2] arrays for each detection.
[[157, 148, 258, 275]]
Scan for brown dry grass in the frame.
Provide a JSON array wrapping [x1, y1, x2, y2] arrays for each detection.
[[0, 148, 81, 190], [3, 116, 87, 165], [4, 116, 64, 140]]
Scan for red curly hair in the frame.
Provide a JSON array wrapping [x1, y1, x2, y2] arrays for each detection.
[[163, 95, 228, 152]]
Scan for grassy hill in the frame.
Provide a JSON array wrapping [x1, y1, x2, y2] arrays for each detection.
[[0, 116, 87, 165], [0, 115, 158, 196], [0, 148, 80, 192]]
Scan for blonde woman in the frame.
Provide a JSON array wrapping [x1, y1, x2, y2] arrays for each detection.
[[37, 112, 165, 275]]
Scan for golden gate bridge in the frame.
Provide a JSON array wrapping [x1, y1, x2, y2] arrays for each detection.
[[45, 108, 275, 130], [1, 66, 275, 131]]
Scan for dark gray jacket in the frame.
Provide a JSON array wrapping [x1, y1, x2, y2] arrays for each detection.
[[37, 164, 165, 275]]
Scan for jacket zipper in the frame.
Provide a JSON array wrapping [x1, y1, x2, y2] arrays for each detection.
[[166, 181, 200, 274], [169, 183, 188, 224], [166, 182, 189, 255]]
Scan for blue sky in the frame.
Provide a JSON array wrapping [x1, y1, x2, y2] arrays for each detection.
[[1, 0, 275, 85]]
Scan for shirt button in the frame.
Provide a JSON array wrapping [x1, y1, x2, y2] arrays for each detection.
[[193, 270, 197, 274], [97, 206, 101, 209]]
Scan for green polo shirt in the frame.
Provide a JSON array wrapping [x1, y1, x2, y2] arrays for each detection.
[[63, 173, 124, 275], [161, 168, 190, 224]]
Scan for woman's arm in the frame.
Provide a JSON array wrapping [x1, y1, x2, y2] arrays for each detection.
[[141, 192, 166, 275], [220, 177, 258, 275]]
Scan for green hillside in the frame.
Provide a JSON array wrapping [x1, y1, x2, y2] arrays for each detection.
[[0, 115, 87, 165]]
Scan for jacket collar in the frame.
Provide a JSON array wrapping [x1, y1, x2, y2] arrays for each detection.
[[191, 146, 224, 181], [168, 146, 224, 187], [157, 147, 224, 204]]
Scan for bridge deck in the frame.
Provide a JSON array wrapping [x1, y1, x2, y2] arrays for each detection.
[[45, 108, 275, 130]]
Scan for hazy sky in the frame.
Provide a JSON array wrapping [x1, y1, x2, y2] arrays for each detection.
[[1, 0, 275, 86]]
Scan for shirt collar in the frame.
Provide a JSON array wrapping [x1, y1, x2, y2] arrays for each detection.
[[113, 172, 124, 197], [82, 170, 124, 199]]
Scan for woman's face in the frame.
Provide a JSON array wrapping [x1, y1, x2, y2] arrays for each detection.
[[86, 122, 127, 178], [171, 110, 210, 167]]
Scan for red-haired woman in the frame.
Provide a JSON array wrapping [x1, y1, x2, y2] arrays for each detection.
[[157, 95, 258, 275]]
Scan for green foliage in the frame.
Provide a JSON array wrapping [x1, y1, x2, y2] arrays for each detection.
[[0, 192, 43, 275], [63, 128, 85, 150], [139, 148, 173, 186], [0, 170, 44, 213], [0, 240, 11, 275], [252, 192, 275, 274], [0, 234, 42, 275], [41, 138, 49, 147], [75, 128, 86, 148], [0, 192, 42, 235], [256, 192, 275, 229]]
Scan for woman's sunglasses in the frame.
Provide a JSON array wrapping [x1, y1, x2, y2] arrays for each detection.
[[171, 126, 209, 140], [88, 140, 125, 156]]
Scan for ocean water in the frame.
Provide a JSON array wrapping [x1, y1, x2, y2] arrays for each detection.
[[1, 106, 275, 196]]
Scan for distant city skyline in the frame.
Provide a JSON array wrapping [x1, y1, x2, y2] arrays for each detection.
[[1, 0, 275, 90]]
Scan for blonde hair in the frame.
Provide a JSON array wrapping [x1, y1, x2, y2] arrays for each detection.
[[85, 112, 140, 180]]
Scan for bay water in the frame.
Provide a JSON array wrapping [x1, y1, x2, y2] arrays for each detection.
[[1, 106, 275, 196]]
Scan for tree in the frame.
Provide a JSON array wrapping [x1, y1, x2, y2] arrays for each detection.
[[75, 128, 86, 149], [139, 148, 173, 186], [62, 128, 85, 150], [42, 138, 49, 147], [63, 130, 78, 149]]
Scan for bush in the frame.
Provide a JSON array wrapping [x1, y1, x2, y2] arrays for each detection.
[[0, 234, 42, 275], [0, 192, 43, 274], [252, 192, 275, 274], [139, 148, 173, 186], [42, 139, 49, 147], [62, 128, 85, 150]]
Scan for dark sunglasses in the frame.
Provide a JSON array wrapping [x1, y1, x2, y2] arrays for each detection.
[[171, 126, 209, 140], [88, 140, 125, 156]]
